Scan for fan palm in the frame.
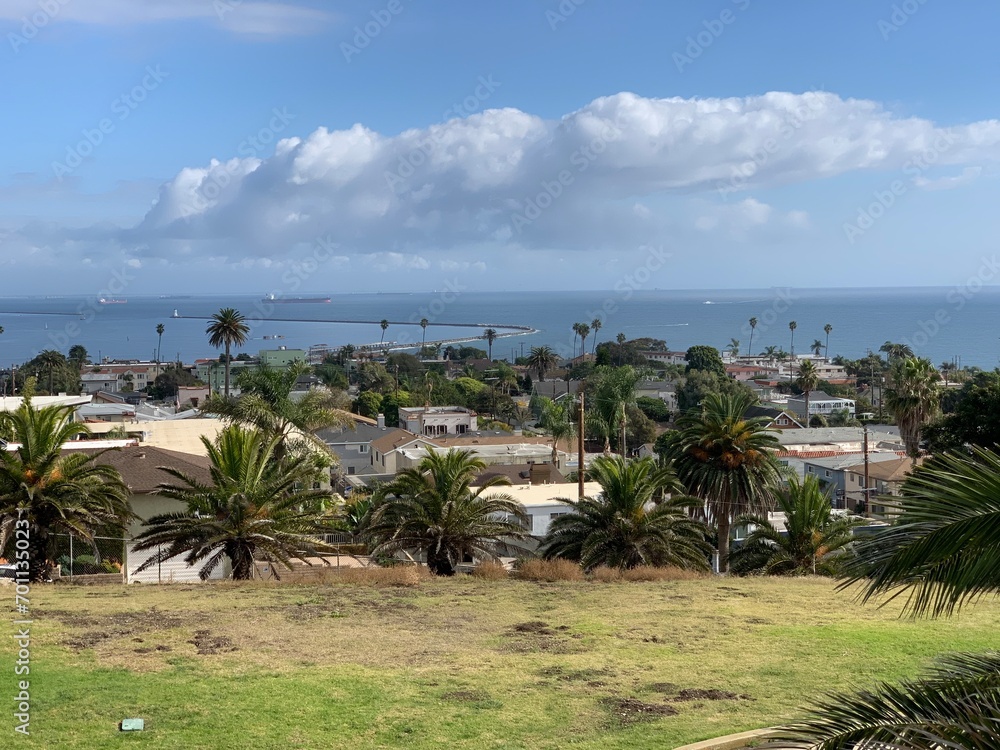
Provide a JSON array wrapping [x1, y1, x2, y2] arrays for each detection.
[[796, 360, 820, 426], [419, 318, 429, 347], [483, 328, 497, 361], [823, 323, 832, 359], [204, 361, 351, 463], [729, 475, 859, 576], [379, 319, 389, 345], [35, 349, 63, 394], [527, 346, 558, 382], [206, 308, 250, 397], [131, 426, 339, 580], [747, 317, 757, 357], [541, 399, 574, 465], [810, 339, 823, 356], [0, 387, 133, 582], [587, 365, 641, 455], [590, 318, 602, 354], [727, 338, 740, 357], [155, 323, 165, 377], [363, 448, 528, 575], [662, 390, 782, 572], [880, 341, 915, 360], [541, 455, 711, 571], [774, 447, 1000, 748], [884, 356, 941, 461], [788, 321, 797, 357]]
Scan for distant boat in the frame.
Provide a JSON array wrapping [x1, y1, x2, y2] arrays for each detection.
[[171, 309, 180, 318], [703, 301, 713, 305], [261, 294, 331, 304], [99, 298, 127, 304]]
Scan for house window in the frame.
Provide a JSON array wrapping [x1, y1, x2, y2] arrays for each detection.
[[347, 466, 356, 475], [359, 445, 369, 454], [825, 470, 831, 477]]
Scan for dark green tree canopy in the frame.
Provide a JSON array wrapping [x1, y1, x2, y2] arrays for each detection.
[[684, 345, 726, 378]]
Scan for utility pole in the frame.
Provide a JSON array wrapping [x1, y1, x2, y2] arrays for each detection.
[[578, 389, 585, 501], [863, 421, 871, 517]]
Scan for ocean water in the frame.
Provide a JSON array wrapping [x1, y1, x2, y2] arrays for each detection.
[[0, 287, 995, 369]]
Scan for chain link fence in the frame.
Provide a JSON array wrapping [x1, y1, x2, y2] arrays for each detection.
[[51, 535, 126, 580]]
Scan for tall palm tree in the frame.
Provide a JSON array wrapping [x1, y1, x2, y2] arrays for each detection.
[[662, 390, 783, 573], [809, 339, 823, 357], [588, 365, 641, 455], [363, 448, 528, 575], [68, 344, 89, 369], [578, 323, 590, 358], [571, 323, 581, 358], [796, 360, 820, 426], [880, 341, 914, 360], [823, 323, 832, 360], [483, 328, 497, 361], [541, 399, 574, 465], [379, 319, 389, 346], [527, 346, 558, 382], [729, 475, 859, 576], [206, 308, 250, 398], [747, 317, 758, 358], [788, 320, 797, 357], [884, 357, 941, 462], [204, 361, 352, 463], [0, 385, 133, 582], [590, 318, 602, 354], [776, 447, 1000, 747], [131, 426, 339, 581], [35, 349, 63, 394], [616, 333, 626, 366], [419, 318, 429, 348], [541, 455, 711, 571], [155, 323, 165, 378]]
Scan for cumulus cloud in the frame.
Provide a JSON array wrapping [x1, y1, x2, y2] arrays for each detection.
[[0, 0, 336, 37], [105, 90, 1000, 263]]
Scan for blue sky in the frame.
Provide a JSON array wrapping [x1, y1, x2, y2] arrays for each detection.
[[2, 0, 999, 294]]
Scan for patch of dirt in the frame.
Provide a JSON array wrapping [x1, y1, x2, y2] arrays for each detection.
[[188, 630, 237, 655], [441, 690, 490, 702], [673, 688, 753, 702], [538, 666, 612, 682], [717, 586, 751, 598], [601, 697, 678, 726], [64, 608, 184, 651], [513, 620, 555, 635], [34, 609, 101, 627]]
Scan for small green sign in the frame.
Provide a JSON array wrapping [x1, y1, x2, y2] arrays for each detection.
[[120, 718, 145, 732]]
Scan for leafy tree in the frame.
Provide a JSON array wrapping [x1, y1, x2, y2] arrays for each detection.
[[676, 369, 753, 412], [357, 361, 394, 394], [777, 447, 1000, 747], [206, 308, 250, 397], [363, 449, 528, 575], [148, 364, 199, 401], [527, 346, 558, 382], [386, 352, 423, 380], [381, 391, 412, 427], [355, 391, 383, 418], [539, 398, 574, 465], [131, 426, 338, 581], [0, 384, 133, 581], [314, 363, 349, 390], [636, 396, 671, 422], [884, 357, 941, 461], [730, 475, 859, 576], [923, 370, 1000, 452], [684, 345, 726, 378], [662, 390, 783, 573], [541, 455, 711, 571], [625, 404, 657, 452]]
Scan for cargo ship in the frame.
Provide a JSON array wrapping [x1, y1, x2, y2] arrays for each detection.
[[261, 294, 331, 304]]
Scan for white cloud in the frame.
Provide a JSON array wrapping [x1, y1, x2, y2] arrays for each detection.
[[913, 166, 983, 191], [0, 0, 336, 37]]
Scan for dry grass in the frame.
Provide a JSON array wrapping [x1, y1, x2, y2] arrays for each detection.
[[514, 558, 585, 581], [471, 560, 509, 580], [590, 565, 710, 582], [321, 565, 431, 586]]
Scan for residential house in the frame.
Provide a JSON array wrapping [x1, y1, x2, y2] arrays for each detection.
[[725, 364, 779, 382], [786, 391, 856, 421], [634, 380, 678, 412], [639, 350, 688, 366], [775, 426, 903, 456], [318, 415, 394, 478], [472, 462, 568, 487], [79, 362, 159, 394], [399, 405, 477, 436], [532, 380, 582, 401], [843, 457, 923, 517], [801, 453, 905, 509], [744, 405, 803, 430]]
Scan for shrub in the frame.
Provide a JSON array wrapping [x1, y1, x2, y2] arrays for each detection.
[[472, 560, 508, 580], [514, 559, 585, 582]]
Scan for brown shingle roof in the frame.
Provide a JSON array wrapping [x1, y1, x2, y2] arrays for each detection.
[[369, 428, 424, 454], [843, 457, 922, 483], [70, 446, 213, 494]]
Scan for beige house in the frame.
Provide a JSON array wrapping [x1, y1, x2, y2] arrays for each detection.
[[843, 457, 923, 518]]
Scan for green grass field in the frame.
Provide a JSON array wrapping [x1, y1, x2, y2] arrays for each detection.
[[4, 575, 999, 749]]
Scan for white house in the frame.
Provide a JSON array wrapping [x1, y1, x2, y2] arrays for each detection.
[[399, 406, 477, 436], [786, 390, 856, 420]]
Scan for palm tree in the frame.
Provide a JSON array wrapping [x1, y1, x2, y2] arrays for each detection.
[[884, 357, 941, 462], [483, 328, 497, 361], [205, 361, 351, 463], [880, 341, 914, 360], [206, 308, 250, 398], [68, 344, 89, 369], [788, 320, 797, 357], [616, 333, 626, 366], [776, 447, 1000, 747], [541, 455, 711, 571], [363, 448, 528, 575], [0, 385, 133, 582], [762, 345, 779, 364], [131, 426, 339, 581], [727, 338, 740, 358], [796, 360, 820, 426], [809, 339, 823, 357], [729, 475, 858, 576], [662, 391, 783, 573], [527, 346, 558, 382], [823, 323, 832, 360], [578, 323, 590, 358], [155, 323, 165, 378], [747, 317, 758, 358], [590, 318, 602, 355], [588, 365, 641, 455], [540, 399, 574, 466], [379, 319, 389, 346], [35, 349, 63, 394], [420, 318, 429, 348]]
